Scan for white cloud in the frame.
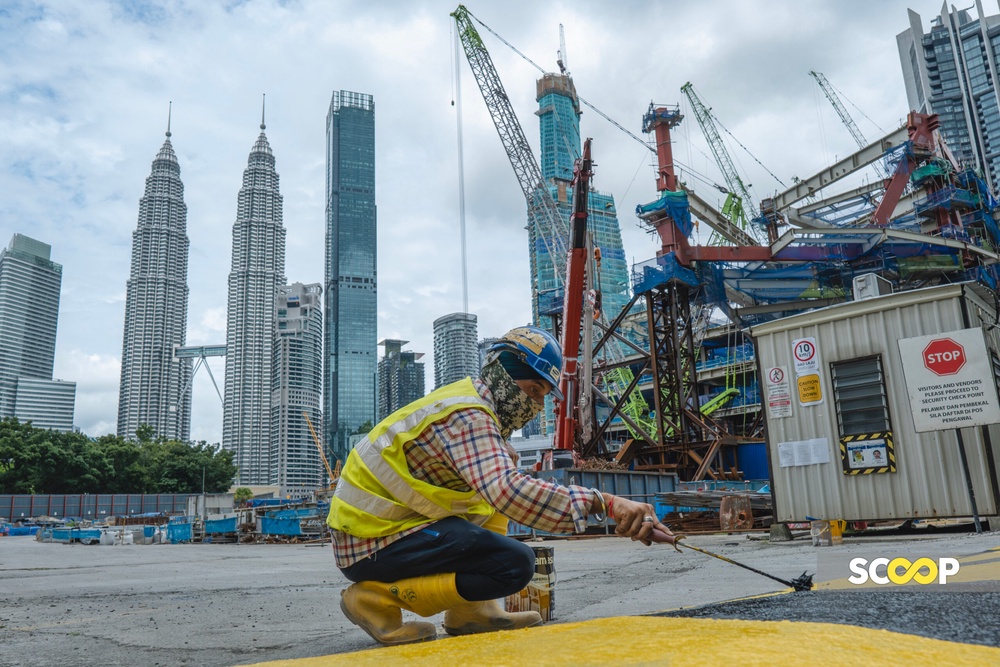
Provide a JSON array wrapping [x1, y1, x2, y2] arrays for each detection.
[[1, 0, 955, 442]]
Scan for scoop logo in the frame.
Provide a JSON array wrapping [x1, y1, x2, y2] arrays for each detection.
[[848, 557, 960, 585]]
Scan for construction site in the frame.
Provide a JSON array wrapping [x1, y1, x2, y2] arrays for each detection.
[[5, 3, 1000, 665]]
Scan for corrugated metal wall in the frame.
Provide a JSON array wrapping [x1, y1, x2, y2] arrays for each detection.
[[751, 283, 1000, 522], [0, 494, 194, 521]]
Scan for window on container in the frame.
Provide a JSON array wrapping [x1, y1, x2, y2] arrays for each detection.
[[831, 355, 891, 436]]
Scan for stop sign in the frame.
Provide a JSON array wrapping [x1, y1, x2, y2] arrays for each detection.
[[922, 338, 966, 376]]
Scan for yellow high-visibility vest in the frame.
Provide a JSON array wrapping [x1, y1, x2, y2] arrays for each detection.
[[327, 378, 499, 538]]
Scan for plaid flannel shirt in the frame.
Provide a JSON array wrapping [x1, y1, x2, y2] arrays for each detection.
[[331, 379, 593, 568]]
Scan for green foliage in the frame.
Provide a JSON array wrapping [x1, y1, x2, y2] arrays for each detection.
[[354, 420, 373, 435], [0, 418, 236, 495], [233, 487, 254, 502]]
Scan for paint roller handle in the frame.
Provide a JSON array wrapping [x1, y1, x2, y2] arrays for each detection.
[[651, 526, 685, 552]]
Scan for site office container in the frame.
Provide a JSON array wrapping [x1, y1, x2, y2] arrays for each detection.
[[751, 282, 1000, 523]]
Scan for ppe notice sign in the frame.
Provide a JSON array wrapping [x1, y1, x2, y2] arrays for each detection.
[[898, 327, 1000, 433]]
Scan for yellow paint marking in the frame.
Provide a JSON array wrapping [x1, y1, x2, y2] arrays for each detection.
[[236, 616, 1000, 667]]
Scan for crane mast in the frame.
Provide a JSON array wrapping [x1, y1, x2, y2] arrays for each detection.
[[680, 82, 763, 240]]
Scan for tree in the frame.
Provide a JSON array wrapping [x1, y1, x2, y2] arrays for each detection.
[[233, 487, 254, 503]]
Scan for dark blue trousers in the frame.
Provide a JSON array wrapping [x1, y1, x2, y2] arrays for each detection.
[[339, 516, 535, 601]]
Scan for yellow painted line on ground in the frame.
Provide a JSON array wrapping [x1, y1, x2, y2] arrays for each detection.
[[237, 616, 1000, 667], [653, 588, 792, 614]]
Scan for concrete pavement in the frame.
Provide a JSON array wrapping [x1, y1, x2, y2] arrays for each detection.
[[1, 526, 998, 666]]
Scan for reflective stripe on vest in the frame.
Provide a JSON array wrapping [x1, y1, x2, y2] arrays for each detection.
[[327, 378, 499, 538]]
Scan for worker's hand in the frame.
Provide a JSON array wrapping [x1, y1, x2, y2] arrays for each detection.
[[608, 496, 675, 547]]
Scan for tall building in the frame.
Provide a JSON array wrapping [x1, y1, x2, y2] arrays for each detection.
[[898, 5, 1000, 188], [325, 90, 377, 464], [433, 312, 479, 388], [117, 125, 192, 440], [223, 115, 286, 486], [377, 339, 425, 421], [271, 283, 324, 497], [14, 378, 76, 432], [534, 73, 630, 328], [0, 234, 73, 428], [531, 72, 632, 434]]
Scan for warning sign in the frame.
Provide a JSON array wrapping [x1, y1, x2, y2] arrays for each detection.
[[898, 328, 1000, 433], [797, 374, 823, 403], [791, 337, 824, 407], [765, 365, 792, 418]]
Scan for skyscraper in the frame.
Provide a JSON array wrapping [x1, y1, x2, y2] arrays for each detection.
[[117, 125, 192, 441], [271, 283, 324, 497], [532, 72, 631, 435], [0, 234, 71, 426], [325, 91, 377, 465], [898, 5, 1000, 188], [223, 114, 286, 486], [377, 339, 425, 421], [534, 73, 630, 327], [433, 312, 479, 388]]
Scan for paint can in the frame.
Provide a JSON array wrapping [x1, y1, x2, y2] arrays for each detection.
[[504, 546, 556, 621]]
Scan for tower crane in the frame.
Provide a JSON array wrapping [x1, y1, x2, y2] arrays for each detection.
[[809, 70, 889, 181], [680, 82, 765, 243], [452, 4, 568, 301]]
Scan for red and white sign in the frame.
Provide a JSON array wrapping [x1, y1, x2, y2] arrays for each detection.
[[899, 328, 1000, 433], [922, 338, 966, 376], [765, 365, 792, 419], [791, 337, 824, 406]]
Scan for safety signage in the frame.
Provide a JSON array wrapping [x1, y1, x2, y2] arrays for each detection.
[[898, 327, 1000, 432], [791, 337, 824, 406], [764, 365, 792, 418]]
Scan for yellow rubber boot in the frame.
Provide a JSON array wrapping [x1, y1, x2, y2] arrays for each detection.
[[340, 574, 465, 646], [444, 598, 542, 636]]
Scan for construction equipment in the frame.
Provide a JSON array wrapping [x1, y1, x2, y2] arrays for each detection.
[[554, 139, 593, 451], [680, 82, 765, 243], [303, 411, 339, 488]]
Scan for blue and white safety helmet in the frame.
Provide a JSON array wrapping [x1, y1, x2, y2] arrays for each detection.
[[486, 326, 564, 401]]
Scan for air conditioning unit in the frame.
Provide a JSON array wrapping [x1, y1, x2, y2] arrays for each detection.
[[852, 273, 893, 301]]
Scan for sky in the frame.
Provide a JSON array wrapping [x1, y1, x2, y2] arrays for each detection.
[[0, 0, 976, 443]]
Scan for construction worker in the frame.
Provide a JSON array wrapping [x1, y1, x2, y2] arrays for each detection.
[[327, 325, 677, 645]]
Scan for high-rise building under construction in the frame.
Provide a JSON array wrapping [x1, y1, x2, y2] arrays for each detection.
[[223, 116, 286, 486], [533, 73, 630, 331], [898, 5, 1000, 189], [325, 91, 377, 465], [117, 126, 191, 441]]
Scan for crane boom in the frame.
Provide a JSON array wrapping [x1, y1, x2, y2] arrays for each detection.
[[680, 82, 762, 237], [452, 5, 568, 288], [809, 70, 866, 149], [303, 411, 337, 485]]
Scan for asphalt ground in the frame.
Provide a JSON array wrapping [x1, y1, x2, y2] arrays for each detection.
[[1, 525, 999, 666]]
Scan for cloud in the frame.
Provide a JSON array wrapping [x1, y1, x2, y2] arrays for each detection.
[[1, 0, 953, 442]]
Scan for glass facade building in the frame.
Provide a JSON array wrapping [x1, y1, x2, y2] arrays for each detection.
[[117, 131, 192, 441], [377, 339, 425, 421], [14, 378, 76, 432], [271, 283, 324, 497], [433, 312, 479, 388], [0, 234, 65, 422], [898, 5, 1000, 188], [223, 123, 286, 485], [325, 91, 377, 465]]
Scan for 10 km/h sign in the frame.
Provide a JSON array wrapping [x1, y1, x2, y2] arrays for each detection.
[[898, 328, 1000, 432]]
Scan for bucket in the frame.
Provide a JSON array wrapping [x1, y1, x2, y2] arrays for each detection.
[[829, 519, 845, 545], [504, 546, 556, 621], [810, 520, 832, 547]]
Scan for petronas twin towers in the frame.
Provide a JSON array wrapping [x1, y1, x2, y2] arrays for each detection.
[[118, 97, 372, 492]]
